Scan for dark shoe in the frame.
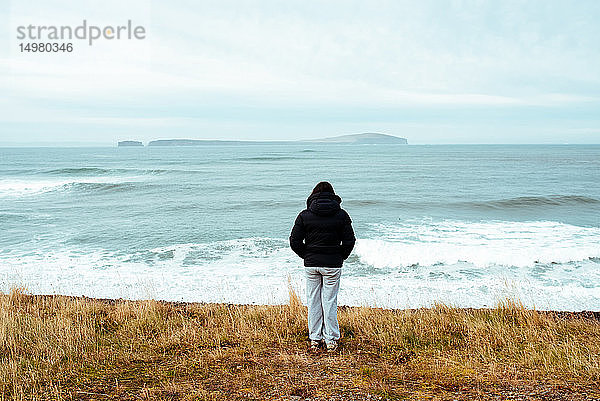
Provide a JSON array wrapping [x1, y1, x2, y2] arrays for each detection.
[[310, 340, 321, 351], [326, 340, 338, 352]]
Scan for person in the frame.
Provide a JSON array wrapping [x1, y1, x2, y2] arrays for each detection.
[[289, 181, 356, 352]]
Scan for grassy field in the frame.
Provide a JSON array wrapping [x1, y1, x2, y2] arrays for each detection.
[[1, 287, 599, 400]]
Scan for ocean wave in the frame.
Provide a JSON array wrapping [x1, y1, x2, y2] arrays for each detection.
[[0, 179, 75, 197], [345, 199, 395, 207], [0, 169, 35, 175], [41, 167, 170, 176], [2, 234, 600, 310], [235, 156, 302, 162], [355, 220, 600, 269], [344, 195, 600, 210], [4, 166, 223, 177], [61, 182, 143, 193], [459, 195, 600, 209], [206, 183, 291, 191], [0, 178, 146, 197], [136, 238, 289, 266], [43, 167, 115, 175]]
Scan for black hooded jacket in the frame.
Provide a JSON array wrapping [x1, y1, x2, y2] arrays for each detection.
[[289, 191, 356, 268]]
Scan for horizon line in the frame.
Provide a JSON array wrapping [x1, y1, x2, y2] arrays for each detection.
[[1, 142, 599, 148]]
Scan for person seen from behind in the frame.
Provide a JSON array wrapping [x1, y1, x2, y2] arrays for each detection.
[[289, 181, 356, 352]]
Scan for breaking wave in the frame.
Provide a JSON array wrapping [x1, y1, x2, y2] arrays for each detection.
[[344, 195, 600, 210], [354, 220, 600, 269]]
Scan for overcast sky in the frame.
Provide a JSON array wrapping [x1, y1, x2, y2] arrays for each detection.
[[1, 0, 599, 145]]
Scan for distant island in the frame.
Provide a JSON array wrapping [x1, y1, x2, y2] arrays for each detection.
[[147, 139, 248, 146], [118, 141, 143, 147], [305, 133, 407, 144], [121, 133, 407, 147]]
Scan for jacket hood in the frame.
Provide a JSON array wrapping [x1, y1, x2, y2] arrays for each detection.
[[306, 191, 342, 216]]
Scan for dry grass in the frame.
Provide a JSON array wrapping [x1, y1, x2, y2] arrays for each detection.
[[1, 287, 599, 400]]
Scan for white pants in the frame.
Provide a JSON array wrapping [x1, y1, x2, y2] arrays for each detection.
[[305, 267, 341, 343]]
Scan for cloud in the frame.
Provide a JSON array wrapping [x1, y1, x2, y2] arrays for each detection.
[[2, 0, 600, 143]]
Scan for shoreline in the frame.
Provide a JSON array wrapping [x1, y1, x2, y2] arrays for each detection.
[[19, 292, 600, 320]]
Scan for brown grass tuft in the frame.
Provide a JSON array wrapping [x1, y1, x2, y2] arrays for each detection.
[[1, 288, 599, 400]]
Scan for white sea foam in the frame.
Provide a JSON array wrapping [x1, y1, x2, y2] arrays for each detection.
[[0, 177, 140, 197], [354, 220, 600, 269], [0, 179, 74, 197], [1, 227, 600, 311], [0, 238, 299, 305]]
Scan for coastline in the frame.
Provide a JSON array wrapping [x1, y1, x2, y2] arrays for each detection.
[[19, 292, 600, 320], [3, 288, 600, 400]]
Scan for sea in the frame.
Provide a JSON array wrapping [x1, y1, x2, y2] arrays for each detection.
[[1, 144, 599, 311]]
